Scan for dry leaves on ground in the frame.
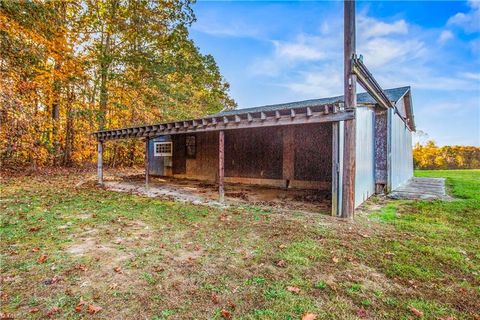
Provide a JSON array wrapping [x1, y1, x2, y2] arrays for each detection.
[[302, 312, 317, 320], [37, 254, 48, 264], [287, 286, 301, 294]]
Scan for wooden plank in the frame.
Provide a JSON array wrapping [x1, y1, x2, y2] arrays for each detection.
[[341, 0, 357, 219], [282, 126, 295, 188], [218, 130, 225, 202], [145, 138, 150, 188], [97, 141, 103, 185]]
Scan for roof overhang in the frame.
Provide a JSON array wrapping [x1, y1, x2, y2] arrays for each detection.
[[94, 103, 354, 141]]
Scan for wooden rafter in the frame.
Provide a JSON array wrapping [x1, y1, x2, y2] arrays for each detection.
[[93, 104, 352, 141]]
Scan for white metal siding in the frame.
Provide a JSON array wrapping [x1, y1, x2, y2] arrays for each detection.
[[355, 107, 375, 207], [389, 109, 413, 190]]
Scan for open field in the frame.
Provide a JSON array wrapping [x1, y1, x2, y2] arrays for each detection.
[[1, 169, 479, 319]]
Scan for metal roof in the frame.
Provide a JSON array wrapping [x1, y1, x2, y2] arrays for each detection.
[[93, 86, 413, 141], [217, 86, 410, 117]]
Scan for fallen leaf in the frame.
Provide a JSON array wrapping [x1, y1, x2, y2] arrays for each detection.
[[152, 266, 164, 273], [279, 244, 287, 249], [211, 293, 219, 304], [75, 264, 87, 272], [29, 226, 41, 232], [87, 304, 102, 314], [302, 312, 317, 320], [113, 266, 122, 273], [227, 300, 236, 310], [275, 260, 286, 268], [32, 247, 40, 252], [45, 307, 60, 318], [219, 213, 229, 222], [409, 306, 423, 318], [220, 309, 232, 319], [29, 308, 40, 313], [37, 254, 48, 264], [75, 299, 86, 312], [357, 308, 367, 318], [287, 286, 301, 294], [0, 312, 14, 320], [332, 257, 339, 263]]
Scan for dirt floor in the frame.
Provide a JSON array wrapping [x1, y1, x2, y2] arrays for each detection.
[[103, 171, 332, 214]]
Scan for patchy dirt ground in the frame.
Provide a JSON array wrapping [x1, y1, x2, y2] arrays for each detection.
[[100, 172, 332, 214], [0, 169, 479, 319]]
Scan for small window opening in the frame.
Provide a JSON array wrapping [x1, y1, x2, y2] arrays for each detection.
[[154, 142, 172, 156]]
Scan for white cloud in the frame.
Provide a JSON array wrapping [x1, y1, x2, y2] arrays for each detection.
[[358, 17, 408, 39], [447, 0, 480, 33], [192, 18, 260, 38], [284, 65, 343, 97], [359, 37, 426, 68], [438, 30, 454, 44], [273, 35, 325, 61]]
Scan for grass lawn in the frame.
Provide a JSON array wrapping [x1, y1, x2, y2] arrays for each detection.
[[1, 169, 479, 319]]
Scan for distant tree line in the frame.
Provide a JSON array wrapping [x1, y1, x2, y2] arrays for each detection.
[[0, 0, 235, 168], [413, 141, 480, 170]]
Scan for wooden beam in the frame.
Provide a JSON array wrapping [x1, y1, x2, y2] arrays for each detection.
[[306, 107, 313, 117], [234, 115, 241, 123], [218, 130, 225, 202], [96, 110, 355, 141], [290, 109, 296, 118], [341, 0, 357, 219], [275, 110, 281, 120], [145, 138, 150, 188], [97, 141, 103, 185], [223, 116, 229, 124], [260, 112, 267, 121], [247, 113, 253, 122]]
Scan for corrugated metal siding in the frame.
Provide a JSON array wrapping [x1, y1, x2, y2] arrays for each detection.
[[389, 109, 413, 190], [355, 107, 376, 207]]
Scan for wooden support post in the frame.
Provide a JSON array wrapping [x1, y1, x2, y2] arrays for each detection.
[[145, 138, 150, 188], [331, 123, 339, 216], [97, 141, 103, 185], [374, 108, 388, 193], [341, 0, 357, 218], [282, 126, 295, 188], [218, 130, 225, 202]]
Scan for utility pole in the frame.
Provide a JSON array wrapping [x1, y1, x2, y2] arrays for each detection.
[[341, 0, 357, 218]]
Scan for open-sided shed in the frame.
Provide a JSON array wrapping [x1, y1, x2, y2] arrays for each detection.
[[93, 86, 415, 216]]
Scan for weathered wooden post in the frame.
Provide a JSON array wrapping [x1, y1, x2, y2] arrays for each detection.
[[145, 137, 150, 188], [97, 140, 103, 185], [341, 0, 357, 218], [218, 130, 225, 202]]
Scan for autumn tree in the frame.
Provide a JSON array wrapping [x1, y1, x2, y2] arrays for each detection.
[[0, 0, 235, 168]]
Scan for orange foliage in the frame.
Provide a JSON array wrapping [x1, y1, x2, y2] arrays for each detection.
[[413, 141, 480, 170]]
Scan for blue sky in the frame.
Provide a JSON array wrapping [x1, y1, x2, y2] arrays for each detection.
[[189, 1, 480, 146]]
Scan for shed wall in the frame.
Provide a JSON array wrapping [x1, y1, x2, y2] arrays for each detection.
[[354, 107, 376, 207], [389, 108, 413, 190], [171, 124, 333, 188]]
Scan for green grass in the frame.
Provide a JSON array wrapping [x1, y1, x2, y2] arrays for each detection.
[[1, 169, 479, 319]]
